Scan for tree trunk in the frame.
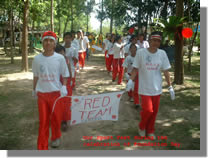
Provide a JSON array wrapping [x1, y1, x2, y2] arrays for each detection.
[[57, 0, 61, 42], [71, 0, 74, 31], [21, 0, 29, 72], [64, 15, 70, 34], [188, 23, 199, 71], [87, 14, 89, 32], [51, 0, 54, 32], [9, 9, 14, 64], [110, 0, 114, 34], [138, 6, 141, 33], [174, 0, 184, 84], [100, 0, 104, 34]]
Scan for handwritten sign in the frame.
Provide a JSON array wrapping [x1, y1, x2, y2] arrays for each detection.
[[70, 91, 124, 125]]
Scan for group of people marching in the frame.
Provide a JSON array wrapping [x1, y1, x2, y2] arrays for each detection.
[[32, 30, 90, 150], [32, 29, 175, 150], [102, 33, 149, 107], [102, 31, 175, 140]]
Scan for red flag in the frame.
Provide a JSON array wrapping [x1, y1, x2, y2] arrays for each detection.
[[128, 27, 135, 34]]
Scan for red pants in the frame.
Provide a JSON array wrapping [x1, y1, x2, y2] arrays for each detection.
[[139, 95, 160, 134], [107, 54, 114, 72], [37, 91, 62, 150], [112, 58, 125, 84], [79, 52, 85, 68]]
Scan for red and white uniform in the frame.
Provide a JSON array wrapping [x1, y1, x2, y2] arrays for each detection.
[[106, 41, 114, 72], [78, 38, 86, 69], [32, 52, 69, 150], [132, 48, 171, 134], [103, 39, 110, 71], [112, 42, 125, 84], [122, 55, 139, 105]]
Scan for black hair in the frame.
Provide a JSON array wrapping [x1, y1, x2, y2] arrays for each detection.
[[55, 44, 65, 53], [130, 35, 137, 42], [115, 35, 122, 42], [63, 32, 72, 38], [139, 33, 144, 37], [129, 43, 137, 50], [71, 30, 75, 34], [150, 31, 162, 36]]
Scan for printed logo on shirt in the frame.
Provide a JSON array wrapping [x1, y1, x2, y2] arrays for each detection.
[[146, 56, 152, 63], [40, 65, 45, 73]]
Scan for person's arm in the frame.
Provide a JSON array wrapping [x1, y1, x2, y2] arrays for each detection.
[[163, 70, 171, 87], [130, 67, 138, 81], [33, 76, 39, 91]]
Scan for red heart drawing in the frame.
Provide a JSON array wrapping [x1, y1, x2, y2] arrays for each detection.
[[117, 94, 121, 98], [74, 98, 79, 102], [112, 115, 117, 119], [72, 120, 76, 124]]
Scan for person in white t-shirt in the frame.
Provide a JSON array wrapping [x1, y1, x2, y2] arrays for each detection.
[[126, 31, 175, 140], [112, 35, 125, 84], [103, 33, 111, 72], [106, 34, 116, 74], [137, 33, 149, 48], [82, 31, 90, 61], [32, 31, 69, 150], [124, 35, 140, 57], [77, 30, 86, 70], [123, 44, 137, 102], [63, 32, 78, 90]]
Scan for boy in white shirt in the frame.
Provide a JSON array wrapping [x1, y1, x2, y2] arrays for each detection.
[[126, 32, 175, 140], [123, 44, 139, 106], [32, 31, 69, 150], [106, 34, 116, 73], [137, 33, 149, 48], [77, 30, 85, 70], [112, 35, 125, 84], [124, 35, 140, 57], [103, 33, 111, 71]]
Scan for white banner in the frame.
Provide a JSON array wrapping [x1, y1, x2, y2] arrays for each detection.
[[92, 45, 102, 51], [70, 91, 125, 125]]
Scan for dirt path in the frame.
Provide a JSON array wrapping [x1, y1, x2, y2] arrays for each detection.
[[0, 52, 200, 150]]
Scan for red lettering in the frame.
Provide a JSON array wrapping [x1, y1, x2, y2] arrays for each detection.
[[79, 110, 87, 120], [102, 96, 110, 107], [95, 106, 111, 118], [84, 98, 92, 110], [92, 97, 101, 109], [87, 110, 97, 119]]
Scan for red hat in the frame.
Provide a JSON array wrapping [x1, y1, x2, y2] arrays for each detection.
[[182, 28, 193, 38], [42, 31, 57, 42], [151, 34, 162, 41]]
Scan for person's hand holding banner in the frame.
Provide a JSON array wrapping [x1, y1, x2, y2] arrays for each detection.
[[168, 86, 175, 100], [106, 54, 109, 58], [126, 79, 134, 91], [60, 85, 68, 97]]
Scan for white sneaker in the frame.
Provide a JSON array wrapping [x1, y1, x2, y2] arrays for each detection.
[[147, 133, 156, 140], [138, 128, 146, 137], [130, 98, 134, 102], [51, 138, 60, 148]]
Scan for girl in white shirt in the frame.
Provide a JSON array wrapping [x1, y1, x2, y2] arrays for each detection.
[[112, 35, 125, 84]]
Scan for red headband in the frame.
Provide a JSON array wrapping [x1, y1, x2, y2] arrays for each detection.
[[151, 35, 162, 40]]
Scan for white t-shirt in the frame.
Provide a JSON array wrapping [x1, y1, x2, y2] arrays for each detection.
[[103, 39, 109, 51], [65, 46, 78, 77], [107, 42, 114, 55], [32, 52, 69, 93], [122, 55, 135, 74], [112, 43, 125, 59], [83, 36, 89, 50], [71, 39, 79, 54], [124, 43, 140, 55], [137, 40, 149, 48], [77, 38, 85, 53], [132, 48, 171, 96]]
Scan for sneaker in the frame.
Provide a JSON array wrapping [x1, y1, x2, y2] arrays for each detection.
[[51, 138, 60, 148], [130, 98, 134, 102], [135, 104, 140, 108], [147, 133, 156, 140], [138, 128, 146, 137]]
